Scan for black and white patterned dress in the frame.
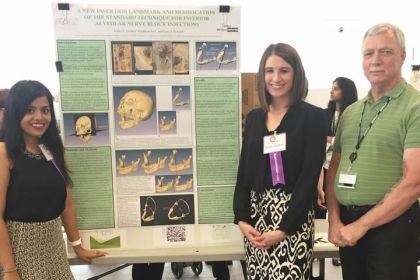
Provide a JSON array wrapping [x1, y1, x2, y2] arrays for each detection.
[[1, 218, 74, 280], [1, 151, 73, 280], [234, 105, 327, 280], [244, 189, 314, 280]]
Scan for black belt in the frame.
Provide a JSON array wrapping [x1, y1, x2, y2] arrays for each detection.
[[340, 204, 374, 213], [339, 204, 374, 223]]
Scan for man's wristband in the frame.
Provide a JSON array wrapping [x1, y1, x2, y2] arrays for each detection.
[[3, 267, 17, 273], [69, 238, 82, 247]]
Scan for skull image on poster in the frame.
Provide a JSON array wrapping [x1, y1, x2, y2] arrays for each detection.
[[74, 114, 96, 143], [117, 90, 154, 129]]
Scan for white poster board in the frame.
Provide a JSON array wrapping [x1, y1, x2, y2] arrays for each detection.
[[52, 3, 242, 254], [410, 65, 420, 91]]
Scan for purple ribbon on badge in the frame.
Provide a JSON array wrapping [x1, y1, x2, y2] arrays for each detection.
[[269, 151, 285, 186]]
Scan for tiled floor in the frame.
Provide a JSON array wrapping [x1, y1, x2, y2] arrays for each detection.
[[71, 260, 420, 279], [70, 259, 345, 279]]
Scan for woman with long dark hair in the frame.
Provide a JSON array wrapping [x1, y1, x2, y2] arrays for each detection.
[[0, 80, 106, 279], [325, 77, 358, 145], [316, 77, 358, 266]]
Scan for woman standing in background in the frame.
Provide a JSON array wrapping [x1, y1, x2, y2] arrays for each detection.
[[316, 77, 358, 266]]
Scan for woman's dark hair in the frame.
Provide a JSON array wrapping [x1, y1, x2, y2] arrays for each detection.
[[257, 43, 308, 111], [327, 77, 358, 115], [0, 80, 70, 184]]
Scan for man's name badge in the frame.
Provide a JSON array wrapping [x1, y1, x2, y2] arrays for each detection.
[[337, 172, 357, 189], [263, 132, 286, 154]]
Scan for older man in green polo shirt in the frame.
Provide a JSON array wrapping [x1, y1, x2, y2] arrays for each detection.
[[326, 22, 420, 280]]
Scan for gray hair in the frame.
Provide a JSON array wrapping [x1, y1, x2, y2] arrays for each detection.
[[363, 23, 406, 54]]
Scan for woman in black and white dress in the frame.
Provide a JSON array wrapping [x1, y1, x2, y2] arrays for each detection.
[[233, 43, 327, 279]]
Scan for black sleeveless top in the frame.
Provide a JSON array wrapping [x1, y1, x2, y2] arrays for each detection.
[[4, 151, 67, 222]]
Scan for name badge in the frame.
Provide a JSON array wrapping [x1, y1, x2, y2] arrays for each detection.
[[337, 172, 357, 189], [39, 144, 53, 161], [263, 133, 286, 154]]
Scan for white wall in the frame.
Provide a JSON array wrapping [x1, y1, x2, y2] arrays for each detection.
[[0, 0, 418, 96]]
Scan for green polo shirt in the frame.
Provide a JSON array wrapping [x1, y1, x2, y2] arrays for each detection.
[[333, 80, 420, 205]]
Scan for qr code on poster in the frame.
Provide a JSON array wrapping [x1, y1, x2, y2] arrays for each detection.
[[166, 226, 186, 242]]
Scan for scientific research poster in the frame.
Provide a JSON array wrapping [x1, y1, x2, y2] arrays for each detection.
[[53, 3, 241, 248]]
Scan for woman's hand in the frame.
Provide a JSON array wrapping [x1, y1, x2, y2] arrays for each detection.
[[253, 230, 287, 250], [317, 169, 327, 210], [73, 246, 107, 264], [238, 221, 263, 248], [238, 222, 287, 250], [317, 188, 327, 210]]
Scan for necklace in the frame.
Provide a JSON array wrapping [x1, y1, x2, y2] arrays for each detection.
[[23, 149, 45, 160]]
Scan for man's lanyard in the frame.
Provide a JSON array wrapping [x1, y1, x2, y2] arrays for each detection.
[[348, 96, 392, 171]]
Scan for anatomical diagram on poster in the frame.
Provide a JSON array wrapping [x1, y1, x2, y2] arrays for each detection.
[[53, 4, 241, 249]]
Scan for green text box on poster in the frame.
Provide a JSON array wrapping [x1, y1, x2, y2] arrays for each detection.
[[57, 40, 108, 111], [195, 77, 240, 186], [66, 147, 114, 229], [198, 186, 235, 224]]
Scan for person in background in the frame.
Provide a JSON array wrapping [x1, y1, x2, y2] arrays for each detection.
[[131, 263, 165, 280], [233, 43, 327, 279], [316, 77, 358, 266], [208, 261, 230, 280], [132, 261, 241, 280], [210, 260, 247, 280], [325, 22, 420, 280], [0, 88, 9, 128], [0, 80, 106, 280]]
